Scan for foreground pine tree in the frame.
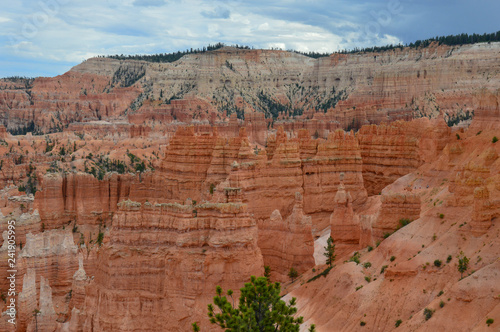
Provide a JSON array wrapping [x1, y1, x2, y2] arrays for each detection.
[[193, 276, 305, 331]]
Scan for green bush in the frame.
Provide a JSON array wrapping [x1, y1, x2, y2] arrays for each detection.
[[439, 300, 445, 308], [288, 267, 298, 282], [423, 308, 434, 321], [307, 266, 333, 283], [97, 231, 104, 246], [360, 321, 366, 326], [363, 262, 372, 268], [349, 252, 361, 264], [395, 319, 402, 327], [439, 213, 444, 219], [446, 255, 452, 263], [434, 260, 442, 267], [367, 246, 373, 252], [398, 218, 411, 228], [486, 318, 494, 326], [380, 265, 389, 274], [493, 136, 498, 143], [390, 256, 396, 262]]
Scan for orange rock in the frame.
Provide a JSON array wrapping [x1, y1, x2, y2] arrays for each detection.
[[81, 200, 263, 331], [330, 180, 359, 244], [258, 192, 315, 282]]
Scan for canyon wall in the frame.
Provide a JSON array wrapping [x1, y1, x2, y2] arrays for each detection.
[[81, 200, 263, 331]]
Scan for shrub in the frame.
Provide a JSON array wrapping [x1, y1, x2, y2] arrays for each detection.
[[398, 218, 411, 228], [367, 246, 373, 252], [434, 260, 442, 267], [390, 256, 396, 262], [493, 136, 498, 143], [364, 276, 371, 283], [456, 133, 460, 140], [437, 290, 444, 297], [349, 252, 361, 264], [360, 321, 366, 326], [363, 262, 372, 268], [288, 267, 298, 282], [439, 213, 444, 219], [97, 231, 104, 246], [395, 319, 402, 327], [307, 266, 333, 283], [447, 255, 452, 263], [380, 265, 388, 274], [439, 300, 445, 308], [486, 318, 494, 326], [423, 308, 434, 320], [383, 232, 392, 239]]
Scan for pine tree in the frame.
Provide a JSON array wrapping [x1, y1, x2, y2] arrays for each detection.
[[264, 266, 271, 280], [195, 276, 305, 331], [323, 237, 336, 267], [457, 251, 469, 279]]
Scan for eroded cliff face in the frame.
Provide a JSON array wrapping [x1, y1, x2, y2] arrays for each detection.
[[81, 200, 263, 332], [257, 192, 315, 282], [0, 72, 141, 134], [2, 43, 499, 137], [357, 118, 451, 195], [287, 100, 500, 332]]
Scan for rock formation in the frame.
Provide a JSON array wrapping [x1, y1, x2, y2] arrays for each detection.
[[0, 41, 499, 331], [81, 199, 263, 331], [330, 178, 359, 244], [258, 192, 315, 282]]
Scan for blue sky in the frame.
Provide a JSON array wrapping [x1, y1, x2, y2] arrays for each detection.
[[1, 0, 499, 78]]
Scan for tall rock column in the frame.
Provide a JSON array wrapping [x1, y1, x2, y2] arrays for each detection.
[[257, 192, 315, 282], [330, 175, 360, 244]]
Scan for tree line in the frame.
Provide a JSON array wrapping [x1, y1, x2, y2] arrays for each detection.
[[100, 30, 500, 64], [103, 43, 251, 63]]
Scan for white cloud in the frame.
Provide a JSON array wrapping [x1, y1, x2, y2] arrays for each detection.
[[7, 0, 494, 77]]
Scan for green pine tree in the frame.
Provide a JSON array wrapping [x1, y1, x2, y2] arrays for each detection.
[[323, 237, 336, 267], [195, 276, 305, 331], [457, 251, 469, 278], [264, 266, 271, 280]]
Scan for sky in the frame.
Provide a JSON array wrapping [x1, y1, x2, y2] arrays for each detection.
[[1, 0, 499, 78]]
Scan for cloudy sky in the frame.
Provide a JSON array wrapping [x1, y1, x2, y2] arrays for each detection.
[[1, 0, 499, 77]]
